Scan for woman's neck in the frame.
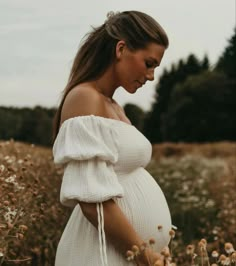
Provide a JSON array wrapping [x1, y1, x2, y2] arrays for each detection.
[[93, 66, 119, 99]]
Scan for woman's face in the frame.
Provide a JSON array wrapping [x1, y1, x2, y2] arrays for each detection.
[[114, 41, 166, 94]]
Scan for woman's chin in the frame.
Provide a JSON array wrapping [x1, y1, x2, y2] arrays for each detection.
[[123, 85, 139, 94]]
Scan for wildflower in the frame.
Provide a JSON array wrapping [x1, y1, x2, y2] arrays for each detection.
[[211, 250, 219, 258], [200, 238, 207, 245], [30, 247, 41, 256], [17, 233, 24, 240], [224, 242, 234, 254], [186, 244, 195, 255], [231, 252, 236, 262], [149, 238, 156, 246], [131, 245, 139, 256], [4, 207, 18, 223], [5, 174, 17, 183], [126, 250, 134, 261], [8, 192, 14, 198], [198, 238, 207, 250], [19, 225, 28, 232], [140, 242, 148, 252], [0, 164, 5, 174], [161, 247, 170, 258], [3, 200, 10, 206], [11, 198, 17, 203], [218, 254, 227, 264], [157, 225, 163, 231], [169, 229, 175, 239]]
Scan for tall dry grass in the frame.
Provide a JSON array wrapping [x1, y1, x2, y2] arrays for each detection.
[[0, 140, 235, 265]]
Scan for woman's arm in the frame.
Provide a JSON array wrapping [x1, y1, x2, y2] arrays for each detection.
[[79, 199, 160, 265]]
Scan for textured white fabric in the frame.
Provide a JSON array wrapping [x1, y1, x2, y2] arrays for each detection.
[[53, 115, 172, 266]]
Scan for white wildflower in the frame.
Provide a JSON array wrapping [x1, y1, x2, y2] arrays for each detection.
[[5, 174, 17, 183], [4, 207, 18, 223], [0, 164, 5, 174]]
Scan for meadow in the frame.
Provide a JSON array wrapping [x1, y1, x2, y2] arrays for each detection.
[[0, 140, 235, 265]]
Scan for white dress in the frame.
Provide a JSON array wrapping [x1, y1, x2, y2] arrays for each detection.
[[53, 115, 172, 266]]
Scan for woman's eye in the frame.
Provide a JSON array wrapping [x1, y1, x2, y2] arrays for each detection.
[[145, 61, 154, 68]]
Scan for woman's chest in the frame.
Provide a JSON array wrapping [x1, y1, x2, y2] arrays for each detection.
[[113, 125, 152, 173]]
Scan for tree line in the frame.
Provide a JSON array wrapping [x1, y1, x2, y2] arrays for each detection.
[[0, 28, 235, 146]]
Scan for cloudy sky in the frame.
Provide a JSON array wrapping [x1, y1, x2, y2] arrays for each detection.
[[0, 0, 235, 111]]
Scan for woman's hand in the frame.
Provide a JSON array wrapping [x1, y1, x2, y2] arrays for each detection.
[[135, 248, 164, 266]]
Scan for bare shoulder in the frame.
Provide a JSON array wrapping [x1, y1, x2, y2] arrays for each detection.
[[60, 84, 106, 125]]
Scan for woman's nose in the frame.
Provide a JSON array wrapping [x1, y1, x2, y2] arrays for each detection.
[[146, 69, 154, 81]]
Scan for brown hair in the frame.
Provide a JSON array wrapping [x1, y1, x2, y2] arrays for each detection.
[[52, 10, 169, 143]]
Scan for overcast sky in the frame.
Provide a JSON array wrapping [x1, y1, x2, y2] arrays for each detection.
[[0, 0, 235, 111]]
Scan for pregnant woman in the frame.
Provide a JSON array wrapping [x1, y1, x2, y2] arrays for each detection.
[[52, 10, 172, 266]]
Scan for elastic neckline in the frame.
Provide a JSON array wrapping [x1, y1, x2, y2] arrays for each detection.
[[60, 114, 134, 129]]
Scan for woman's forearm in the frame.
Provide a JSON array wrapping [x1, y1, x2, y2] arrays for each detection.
[[79, 199, 144, 256]]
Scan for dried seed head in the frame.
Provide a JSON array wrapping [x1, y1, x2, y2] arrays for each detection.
[[211, 250, 219, 258], [11, 198, 17, 203], [186, 244, 195, 255], [140, 242, 148, 251], [231, 252, 236, 261], [169, 229, 175, 238], [219, 254, 227, 262], [200, 238, 207, 245], [126, 250, 134, 261], [0, 164, 5, 173], [224, 242, 234, 254], [3, 200, 10, 206], [161, 247, 170, 257], [17, 233, 24, 240], [131, 245, 139, 256], [149, 238, 156, 245], [157, 225, 163, 231], [198, 239, 207, 250], [19, 224, 28, 231]]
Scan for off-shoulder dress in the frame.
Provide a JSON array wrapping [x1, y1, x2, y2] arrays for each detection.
[[52, 115, 172, 266]]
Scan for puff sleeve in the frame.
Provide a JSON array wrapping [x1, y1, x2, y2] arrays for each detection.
[[52, 115, 124, 208]]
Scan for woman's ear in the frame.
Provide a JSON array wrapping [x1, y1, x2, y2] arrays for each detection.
[[116, 40, 126, 59]]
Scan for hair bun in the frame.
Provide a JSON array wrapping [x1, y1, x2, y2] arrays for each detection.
[[106, 11, 120, 20]]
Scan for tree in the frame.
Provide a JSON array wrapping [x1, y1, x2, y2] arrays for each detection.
[[123, 103, 145, 131], [143, 54, 209, 143], [0, 106, 56, 146], [216, 28, 236, 79], [161, 71, 236, 141]]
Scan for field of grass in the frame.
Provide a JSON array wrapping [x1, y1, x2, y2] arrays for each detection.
[[0, 140, 235, 265]]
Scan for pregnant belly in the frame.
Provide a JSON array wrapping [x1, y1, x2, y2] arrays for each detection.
[[116, 167, 172, 252]]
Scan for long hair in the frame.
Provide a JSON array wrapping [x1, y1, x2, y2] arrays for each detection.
[[52, 10, 169, 143]]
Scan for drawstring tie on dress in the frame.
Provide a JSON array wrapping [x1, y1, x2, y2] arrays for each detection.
[[96, 202, 108, 266]]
